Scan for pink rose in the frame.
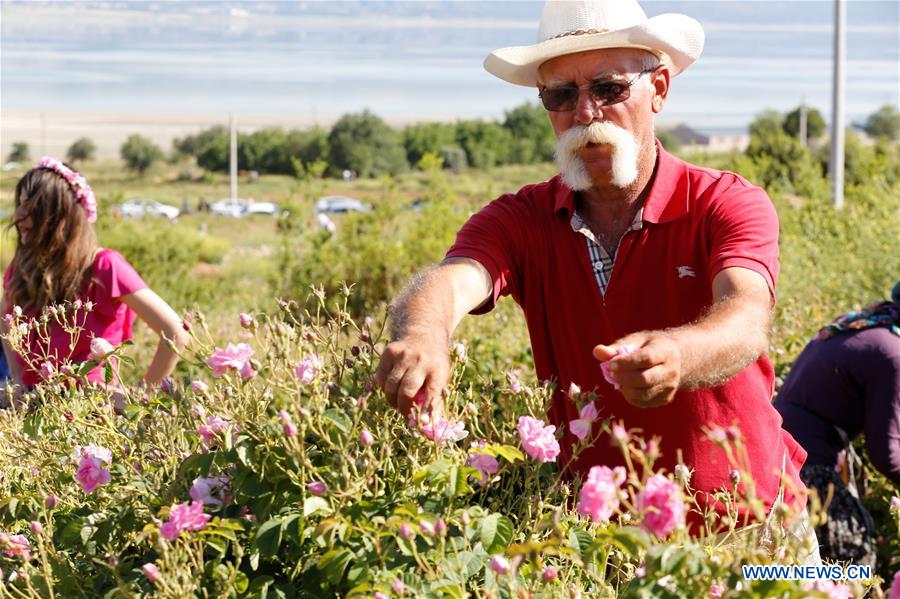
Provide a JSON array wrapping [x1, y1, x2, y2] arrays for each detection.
[[708, 582, 724, 599], [542, 565, 558, 582], [568, 402, 598, 441], [0, 533, 31, 561], [206, 343, 256, 379], [576, 465, 626, 522], [88, 337, 115, 361], [517, 416, 560, 463], [159, 502, 210, 542], [307, 481, 327, 496], [142, 562, 161, 583], [466, 450, 499, 486], [889, 571, 900, 599], [295, 354, 323, 383], [636, 474, 685, 537], [191, 380, 209, 394], [418, 413, 468, 444], [278, 410, 297, 437], [391, 579, 405, 594], [198, 416, 230, 447], [189, 475, 229, 507], [238, 313, 255, 329], [39, 361, 55, 380], [599, 344, 637, 389], [359, 429, 374, 447], [490, 555, 510, 575], [398, 523, 414, 539], [73, 445, 112, 495], [418, 520, 435, 536]]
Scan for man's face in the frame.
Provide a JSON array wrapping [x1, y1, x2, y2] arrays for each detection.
[[537, 48, 668, 190]]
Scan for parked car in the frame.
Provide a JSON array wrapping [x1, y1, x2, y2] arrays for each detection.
[[315, 196, 371, 214], [119, 199, 180, 220], [244, 200, 279, 216], [210, 198, 246, 218], [211, 198, 280, 218]]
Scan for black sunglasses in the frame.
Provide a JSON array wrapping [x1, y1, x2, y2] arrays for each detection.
[[538, 66, 660, 112]]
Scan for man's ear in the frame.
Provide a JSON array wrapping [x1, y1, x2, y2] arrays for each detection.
[[651, 67, 670, 114]]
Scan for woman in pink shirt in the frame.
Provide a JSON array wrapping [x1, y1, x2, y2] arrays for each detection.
[[1, 158, 188, 406]]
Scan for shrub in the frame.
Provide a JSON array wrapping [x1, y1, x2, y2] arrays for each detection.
[[66, 137, 97, 163], [863, 104, 899, 141], [0, 295, 888, 597], [327, 111, 409, 178], [7, 141, 30, 163], [120, 134, 163, 175]]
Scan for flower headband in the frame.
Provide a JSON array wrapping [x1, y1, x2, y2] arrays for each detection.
[[30, 157, 98, 223]]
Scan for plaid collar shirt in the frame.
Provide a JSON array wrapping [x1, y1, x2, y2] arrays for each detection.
[[570, 207, 644, 296]]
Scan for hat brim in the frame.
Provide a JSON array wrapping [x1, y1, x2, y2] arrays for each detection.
[[484, 13, 704, 87]]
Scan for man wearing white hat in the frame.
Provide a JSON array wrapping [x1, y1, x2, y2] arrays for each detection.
[[376, 0, 815, 552]]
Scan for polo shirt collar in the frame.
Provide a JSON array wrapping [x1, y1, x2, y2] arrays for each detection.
[[553, 140, 690, 224]]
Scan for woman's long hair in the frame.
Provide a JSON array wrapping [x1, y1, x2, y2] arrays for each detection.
[[6, 167, 97, 310]]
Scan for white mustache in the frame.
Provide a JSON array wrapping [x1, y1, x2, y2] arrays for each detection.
[[555, 122, 640, 190]]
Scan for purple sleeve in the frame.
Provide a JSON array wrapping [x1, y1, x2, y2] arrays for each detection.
[[93, 249, 147, 299], [862, 332, 900, 486]]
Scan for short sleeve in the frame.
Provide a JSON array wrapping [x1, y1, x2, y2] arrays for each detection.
[[92, 249, 148, 299], [705, 181, 780, 296], [445, 193, 529, 314]]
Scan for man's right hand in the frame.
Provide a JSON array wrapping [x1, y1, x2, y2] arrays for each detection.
[[374, 336, 450, 417]]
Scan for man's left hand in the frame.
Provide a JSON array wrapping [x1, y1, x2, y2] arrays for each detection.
[[593, 332, 683, 408]]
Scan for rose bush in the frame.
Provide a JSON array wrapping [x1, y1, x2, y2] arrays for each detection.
[[1, 290, 895, 598]]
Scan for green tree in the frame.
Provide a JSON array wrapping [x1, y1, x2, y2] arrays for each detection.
[[863, 104, 899, 140], [783, 106, 825, 140], [66, 137, 97, 163], [656, 130, 682, 153], [327, 111, 408, 178], [120, 134, 163, 175], [403, 122, 457, 167], [748, 110, 784, 139], [287, 128, 329, 166], [173, 125, 228, 158], [455, 120, 514, 169], [7, 142, 30, 163], [502, 101, 556, 164]]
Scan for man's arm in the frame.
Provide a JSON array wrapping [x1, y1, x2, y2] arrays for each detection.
[[593, 267, 773, 408], [375, 257, 492, 416]]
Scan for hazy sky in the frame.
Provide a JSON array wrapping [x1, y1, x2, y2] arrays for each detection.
[[1, 1, 898, 133]]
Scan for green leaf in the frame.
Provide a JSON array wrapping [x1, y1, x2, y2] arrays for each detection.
[[611, 526, 650, 557], [569, 529, 594, 560], [304, 496, 331, 517], [103, 361, 113, 384], [324, 408, 351, 434], [254, 518, 283, 558], [317, 548, 353, 585], [247, 574, 274, 598], [491, 444, 525, 464], [479, 514, 513, 554], [233, 571, 249, 594]]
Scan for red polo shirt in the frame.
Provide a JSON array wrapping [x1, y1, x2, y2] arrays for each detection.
[[446, 145, 808, 524]]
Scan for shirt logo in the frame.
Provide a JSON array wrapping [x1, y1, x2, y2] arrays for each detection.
[[677, 266, 696, 279]]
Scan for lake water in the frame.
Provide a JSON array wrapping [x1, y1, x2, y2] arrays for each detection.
[[1, 1, 897, 135]]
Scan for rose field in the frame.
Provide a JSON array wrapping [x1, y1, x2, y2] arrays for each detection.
[[0, 133, 898, 598]]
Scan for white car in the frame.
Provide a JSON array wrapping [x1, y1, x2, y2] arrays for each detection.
[[210, 198, 246, 218], [119, 199, 180, 220], [315, 196, 371, 214], [211, 198, 280, 217]]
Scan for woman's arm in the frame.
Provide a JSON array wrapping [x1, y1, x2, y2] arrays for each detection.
[[120, 288, 189, 385]]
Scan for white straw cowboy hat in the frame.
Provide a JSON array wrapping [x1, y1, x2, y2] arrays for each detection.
[[484, 0, 705, 87]]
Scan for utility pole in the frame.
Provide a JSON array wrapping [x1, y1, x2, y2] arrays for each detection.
[[799, 97, 808, 147], [229, 112, 238, 200], [829, 0, 846, 209]]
